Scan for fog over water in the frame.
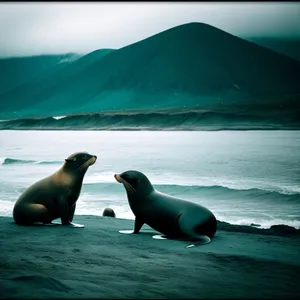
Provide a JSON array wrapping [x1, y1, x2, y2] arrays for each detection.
[[0, 2, 299, 57]]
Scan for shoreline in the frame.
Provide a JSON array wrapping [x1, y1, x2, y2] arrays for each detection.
[[1, 212, 299, 232], [0, 215, 300, 236], [1, 126, 300, 131], [1, 215, 300, 299], [1, 122, 300, 131]]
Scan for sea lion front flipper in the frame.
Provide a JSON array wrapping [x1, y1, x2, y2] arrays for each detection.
[[133, 217, 144, 233], [66, 222, 84, 228], [152, 234, 169, 240], [119, 217, 144, 234], [69, 204, 76, 222], [57, 197, 84, 227], [57, 196, 71, 225], [178, 214, 211, 248], [119, 230, 135, 234]]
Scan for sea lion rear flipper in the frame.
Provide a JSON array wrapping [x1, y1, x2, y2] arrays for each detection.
[[178, 214, 211, 248], [185, 236, 211, 248]]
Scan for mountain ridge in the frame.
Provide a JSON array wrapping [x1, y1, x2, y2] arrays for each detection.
[[245, 37, 300, 62], [0, 22, 299, 123]]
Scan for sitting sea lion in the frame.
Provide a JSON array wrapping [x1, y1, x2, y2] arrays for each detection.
[[13, 152, 97, 227], [114, 170, 217, 248]]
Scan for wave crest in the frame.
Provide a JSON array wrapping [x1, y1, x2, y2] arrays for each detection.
[[0, 157, 61, 165], [82, 181, 300, 203], [1, 107, 300, 130]]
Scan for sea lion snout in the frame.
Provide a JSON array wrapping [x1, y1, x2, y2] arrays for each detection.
[[88, 155, 97, 166], [114, 174, 122, 183]]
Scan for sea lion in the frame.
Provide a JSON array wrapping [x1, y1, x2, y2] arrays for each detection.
[[13, 152, 97, 227], [114, 170, 217, 248], [102, 207, 116, 218]]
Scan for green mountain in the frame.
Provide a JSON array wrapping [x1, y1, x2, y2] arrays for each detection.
[[245, 37, 300, 62], [0, 23, 299, 119], [0, 53, 81, 94]]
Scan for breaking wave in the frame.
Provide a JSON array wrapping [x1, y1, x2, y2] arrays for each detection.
[[0, 157, 61, 165], [81, 181, 300, 203], [0, 108, 299, 130]]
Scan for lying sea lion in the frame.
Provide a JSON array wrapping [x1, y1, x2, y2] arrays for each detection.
[[115, 170, 217, 248], [13, 152, 97, 227]]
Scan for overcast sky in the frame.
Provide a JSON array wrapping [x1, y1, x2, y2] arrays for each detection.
[[0, 2, 299, 57]]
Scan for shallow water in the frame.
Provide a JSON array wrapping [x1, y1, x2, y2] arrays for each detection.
[[1, 130, 299, 229]]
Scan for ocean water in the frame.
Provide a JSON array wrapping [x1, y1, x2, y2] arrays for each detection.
[[0, 130, 299, 229]]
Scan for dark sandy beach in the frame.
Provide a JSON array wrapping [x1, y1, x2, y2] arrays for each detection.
[[1, 215, 300, 299]]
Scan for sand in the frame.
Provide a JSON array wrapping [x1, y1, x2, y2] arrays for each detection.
[[1, 215, 300, 299]]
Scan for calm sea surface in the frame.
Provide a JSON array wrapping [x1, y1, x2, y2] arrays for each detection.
[[1, 130, 299, 229]]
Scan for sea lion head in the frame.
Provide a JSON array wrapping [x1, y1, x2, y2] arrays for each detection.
[[114, 170, 154, 197], [64, 152, 97, 172], [102, 207, 116, 218]]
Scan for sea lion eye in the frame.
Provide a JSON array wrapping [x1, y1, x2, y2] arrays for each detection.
[[65, 157, 76, 163]]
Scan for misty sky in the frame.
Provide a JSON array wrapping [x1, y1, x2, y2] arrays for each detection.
[[0, 2, 299, 57]]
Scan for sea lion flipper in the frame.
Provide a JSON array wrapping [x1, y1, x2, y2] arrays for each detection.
[[185, 235, 211, 248], [134, 217, 144, 233], [152, 234, 169, 240], [119, 230, 135, 234], [57, 198, 84, 227], [57, 196, 70, 225], [69, 204, 76, 222], [66, 222, 84, 228], [119, 217, 144, 234]]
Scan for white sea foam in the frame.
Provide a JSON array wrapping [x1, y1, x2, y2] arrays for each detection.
[[76, 203, 134, 220], [0, 199, 14, 216], [84, 172, 117, 184], [1, 130, 299, 230], [83, 172, 300, 195], [231, 218, 300, 230], [53, 116, 66, 120]]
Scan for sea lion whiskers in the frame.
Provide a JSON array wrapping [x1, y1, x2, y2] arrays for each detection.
[[123, 181, 136, 194], [78, 156, 96, 172], [114, 174, 136, 193]]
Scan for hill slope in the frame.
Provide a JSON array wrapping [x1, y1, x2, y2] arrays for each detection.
[[0, 22, 299, 119], [0, 53, 81, 95], [246, 37, 300, 62]]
